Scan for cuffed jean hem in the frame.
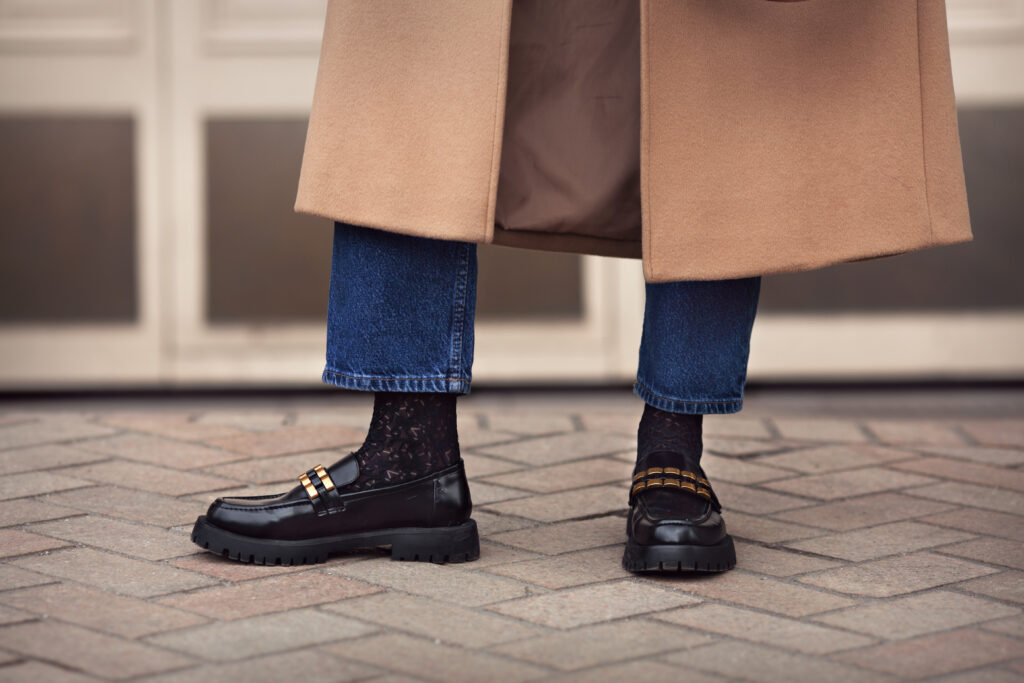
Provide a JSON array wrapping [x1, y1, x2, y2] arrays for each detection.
[[633, 379, 744, 415], [322, 368, 471, 394]]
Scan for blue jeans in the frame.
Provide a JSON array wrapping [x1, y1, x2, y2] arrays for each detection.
[[324, 222, 761, 414]]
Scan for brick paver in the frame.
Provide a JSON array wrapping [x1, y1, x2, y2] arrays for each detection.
[[783, 520, 976, 561], [832, 628, 1024, 679], [0, 529, 69, 558], [485, 581, 700, 629], [0, 394, 1022, 681], [0, 443, 108, 476], [0, 582, 209, 638], [653, 603, 874, 655], [812, 590, 1020, 640], [646, 569, 859, 617], [489, 619, 712, 671]]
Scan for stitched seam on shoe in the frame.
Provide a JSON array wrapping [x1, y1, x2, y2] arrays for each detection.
[[637, 498, 714, 524], [220, 501, 309, 512]]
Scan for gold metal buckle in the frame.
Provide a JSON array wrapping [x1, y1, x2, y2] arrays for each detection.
[[314, 464, 335, 492], [299, 472, 319, 499], [630, 469, 713, 501]]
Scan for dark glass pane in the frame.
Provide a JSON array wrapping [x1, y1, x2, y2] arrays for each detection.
[[0, 115, 136, 323], [207, 119, 582, 324], [206, 118, 332, 324], [477, 244, 583, 320], [760, 107, 1024, 312]]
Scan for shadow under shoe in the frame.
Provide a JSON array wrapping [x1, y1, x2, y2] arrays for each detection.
[[190, 451, 479, 566], [622, 451, 736, 573]]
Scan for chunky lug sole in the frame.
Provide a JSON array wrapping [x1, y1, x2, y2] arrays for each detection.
[[191, 516, 480, 566], [622, 535, 736, 573]]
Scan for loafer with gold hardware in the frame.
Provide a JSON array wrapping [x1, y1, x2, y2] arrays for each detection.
[[622, 452, 736, 573], [191, 452, 479, 566]]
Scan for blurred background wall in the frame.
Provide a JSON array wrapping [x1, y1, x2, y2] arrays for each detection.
[[0, 0, 1022, 389]]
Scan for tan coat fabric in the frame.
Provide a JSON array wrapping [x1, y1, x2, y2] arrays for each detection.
[[294, 0, 972, 282]]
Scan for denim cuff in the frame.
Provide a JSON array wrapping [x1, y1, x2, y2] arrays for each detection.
[[322, 368, 471, 394], [633, 380, 743, 415]]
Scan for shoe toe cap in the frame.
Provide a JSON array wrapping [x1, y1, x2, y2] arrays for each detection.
[[631, 499, 728, 546]]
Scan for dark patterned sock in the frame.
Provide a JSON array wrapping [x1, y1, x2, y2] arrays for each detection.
[[344, 391, 460, 491], [635, 403, 705, 517], [636, 402, 703, 465]]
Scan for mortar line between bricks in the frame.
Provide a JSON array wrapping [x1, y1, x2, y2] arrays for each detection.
[[812, 618, 1024, 653], [2, 651, 146, 682], [757, 502, 980, 537], [464, 445, 641, 469], [308, 597, 562, 651], [757, 456, 946, 480], [317, 563, 556, 606], [477, 508, 629, 529], [0, 589, 218, 641], [0, 507, 90, 530], [661, 631, 874, 674], [899, 487, 1024, 514], [696, 554, 1002, 611], [796, 569, 1011, 606], [0, 452, 118, 477], [630, 570, 875, 620], [651, 609, 885, 657], [0, 620, 204, 678], [749, 450, 928, 476], [28, 500, 199, 531], [1, 546, 229, 601], [134, 615, 389, 668], [808, 603, 1024, 646], [0, 431, 130, 454], [925, 541, 1023, 570], [890, 450, 1024, 489], [479, 428, 579, 443], [316, 650, 391, 681], [317, 626, 566, 679], [820, 629, 1024, 679], [744, 549, 998, 590], [951, 422, 982, 447], [759, 523, 985, 561], [740, 477, 948, 507], [484, 592, 711, 632], [948, 577, 1024, 610], [855, 422, 883, 446], [0, 483, 106, 505], [474, 449, 637, 472], [468, 481, 549, 499], [761, 417, 783, 440], [479, 617, 721, 673]]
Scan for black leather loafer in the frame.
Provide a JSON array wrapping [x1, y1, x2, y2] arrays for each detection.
[[191, 453, 479, 566], [622, 454, 736, 573]]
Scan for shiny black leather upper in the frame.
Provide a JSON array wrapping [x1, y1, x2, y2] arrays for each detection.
[[627, 488, 728, 546], [626, 456, 728, 547], [206, 453, 473, 540]]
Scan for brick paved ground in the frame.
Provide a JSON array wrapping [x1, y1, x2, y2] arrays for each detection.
[[0, 388, 1022, 681]]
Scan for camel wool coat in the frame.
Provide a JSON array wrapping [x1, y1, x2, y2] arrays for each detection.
[[294, 0, 972, 282]]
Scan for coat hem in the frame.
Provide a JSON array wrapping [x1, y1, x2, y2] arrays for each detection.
[[491, 226, 641, 260]]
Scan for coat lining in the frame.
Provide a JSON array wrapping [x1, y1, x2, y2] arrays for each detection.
[[493, 0, 643, 249]]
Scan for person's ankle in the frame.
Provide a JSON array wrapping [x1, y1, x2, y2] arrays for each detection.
[[344, 391, 461, 491], [636, 403, 702, 469]]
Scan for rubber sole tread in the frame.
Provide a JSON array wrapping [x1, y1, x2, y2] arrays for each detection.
[[191, 516, 480, 566], [621, 536, 736, 573]]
